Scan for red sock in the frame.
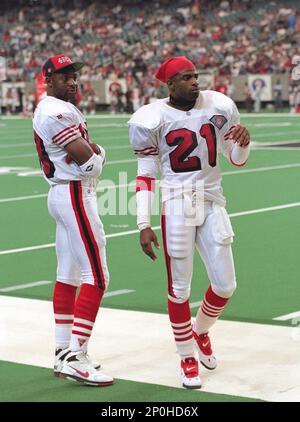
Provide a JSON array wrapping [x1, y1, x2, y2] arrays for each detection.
[[168, 298, 195, 359], [70, 284, 104, 352], [53, 281, 77, 349], [194, 286, 230, 335]]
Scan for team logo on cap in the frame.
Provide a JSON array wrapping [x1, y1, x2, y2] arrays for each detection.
[[58, 57, 72, 64], [209, 114, 227, 130]]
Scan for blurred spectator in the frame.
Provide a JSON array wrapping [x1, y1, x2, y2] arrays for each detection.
[[81, 89, 97, 115], [130, 85, 142, 112], [244, 82, 253, 112], [273, 79, 283, 112], [0, 0, 299, 111], [3, 87, 18, 114], [252, 80, 263, 113]]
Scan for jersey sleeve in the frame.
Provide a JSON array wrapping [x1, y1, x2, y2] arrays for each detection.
[[41, 112, 82, 148], [128, 123, 159, 157], [128, 122, 159, 229]]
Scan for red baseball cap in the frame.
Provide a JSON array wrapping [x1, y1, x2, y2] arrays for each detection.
[[155, 56, 196, 83], [42, 54, 85, 77]]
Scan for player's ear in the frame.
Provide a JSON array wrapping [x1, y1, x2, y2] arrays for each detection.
[[45, 76, 52, 87], [167, 78, 175, 93]]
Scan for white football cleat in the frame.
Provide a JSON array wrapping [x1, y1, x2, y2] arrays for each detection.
[[59, 350, 113, 386], [54, 348, 101, 378], [181, 356, 202, 389], [193, 330, 217, 370]]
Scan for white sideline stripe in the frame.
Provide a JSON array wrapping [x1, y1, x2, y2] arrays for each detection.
[[1, 201, 300, 256], [0, 280, 52, 292], [273, 311, 300, 321], [1, 162, 300, 204], [104, 289, 135, 298], [1, 295, 299, 402]]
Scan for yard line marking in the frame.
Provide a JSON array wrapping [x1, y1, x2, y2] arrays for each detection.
[[0, 153, 37, 159], [17, 170, 42, 176], [252, 122, 292, 127], [255, 147, 300, 151], [0, 143, 34, 149], [0, 243, 56, 255], [0, 193, 48, 203], [1, 201, 300, 256], [1, 162, 300, 204], [0, 280, 52, 292], [221, 162, 300, 176], [106, 159, 136, 165], [229, 202, 300, 218], [0, 153, 135, 161], [0, 143, 131, 150], [252, 131, 300, 138], [0, 281, 134, 297], [273, 311, 300, 321], [251, 140, 300, 147], [104, 289, 135, 298], [87, 123, 127, 128]]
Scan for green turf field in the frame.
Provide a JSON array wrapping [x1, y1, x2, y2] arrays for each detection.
[[0, 113, 299, 402]]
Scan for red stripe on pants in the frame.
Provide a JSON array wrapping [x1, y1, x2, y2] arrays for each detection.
[[161, 203, 175, 297], [69, 181, 105, 288]]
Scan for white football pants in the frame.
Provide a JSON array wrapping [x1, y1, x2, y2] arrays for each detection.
[[161, 197, 236, 301], [48, 180, 110, 289]]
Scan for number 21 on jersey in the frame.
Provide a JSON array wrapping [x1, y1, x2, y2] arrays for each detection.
[[165, 123, 217, 173]]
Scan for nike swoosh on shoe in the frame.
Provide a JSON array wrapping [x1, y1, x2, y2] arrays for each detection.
[[71, 367, 90, 378]]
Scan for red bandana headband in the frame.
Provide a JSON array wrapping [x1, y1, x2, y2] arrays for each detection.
[[155, 56, 196, 83]]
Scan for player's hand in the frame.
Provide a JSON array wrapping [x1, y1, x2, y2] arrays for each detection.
[[224, 124, 250, 147], [140, 227, 160, 261]]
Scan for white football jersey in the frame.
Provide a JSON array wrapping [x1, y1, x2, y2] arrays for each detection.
[[128, 90, 240, 205], [33, 95, 92, 186]]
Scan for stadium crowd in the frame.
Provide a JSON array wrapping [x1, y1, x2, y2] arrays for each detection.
[[0, 0, 300, 112]]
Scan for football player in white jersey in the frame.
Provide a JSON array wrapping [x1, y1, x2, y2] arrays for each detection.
[[33, 54, 113, 387], [128, 56, 250, 389]]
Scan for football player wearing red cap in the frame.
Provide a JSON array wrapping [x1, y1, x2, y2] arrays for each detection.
[[33, 55, 113, 387], [128, 56, 250, 389]]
